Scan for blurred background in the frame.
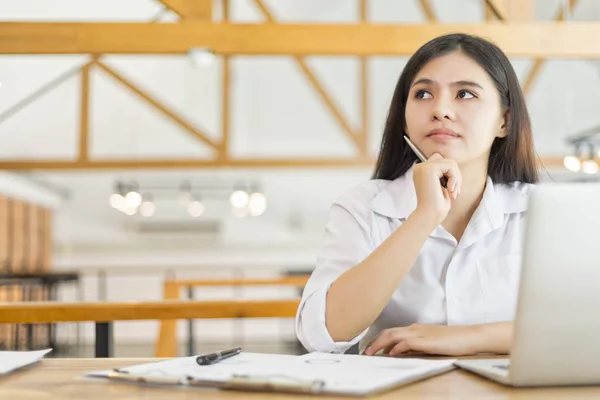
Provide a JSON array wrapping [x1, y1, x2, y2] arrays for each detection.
[[0, 0, 598, 357]]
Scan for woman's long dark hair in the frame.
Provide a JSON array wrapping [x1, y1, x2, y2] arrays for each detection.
[[372, 33, 538, 184]]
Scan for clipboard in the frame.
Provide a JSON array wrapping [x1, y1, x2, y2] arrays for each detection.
[[85, 352, 457, 396]]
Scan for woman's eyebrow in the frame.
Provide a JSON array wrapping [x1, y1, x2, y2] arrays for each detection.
[[454, 80, 484, 90], [411, 78, 484, 90], [411, 78, 435, 88]]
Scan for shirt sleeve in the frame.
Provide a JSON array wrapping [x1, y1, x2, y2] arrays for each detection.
[[295, 198, 375, 353]]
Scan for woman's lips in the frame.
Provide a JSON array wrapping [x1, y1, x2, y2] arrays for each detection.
[[426, 128, 460, 139]]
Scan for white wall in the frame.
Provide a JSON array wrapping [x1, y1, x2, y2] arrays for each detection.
[[2, 0, 600, 346]]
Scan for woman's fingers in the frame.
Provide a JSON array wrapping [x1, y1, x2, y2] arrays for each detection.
[[363, 331, 396, 356], [382, 344, 396, 355], [426, 153, 461, 199], [363, 328, 416, 356], [442, 187, 451, 201], [389, 338, 428, 356], [388, 340, 411, 356]]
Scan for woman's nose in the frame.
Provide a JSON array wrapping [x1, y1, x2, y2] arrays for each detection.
[[431, 96, 455, 121]]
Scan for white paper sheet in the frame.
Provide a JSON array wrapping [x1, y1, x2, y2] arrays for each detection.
[[0, 349, 52, 375], [87, 351, 456, 396], [296, 352, 456, 394]]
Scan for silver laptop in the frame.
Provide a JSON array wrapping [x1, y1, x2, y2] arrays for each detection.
[[455, 183, 600, 387]]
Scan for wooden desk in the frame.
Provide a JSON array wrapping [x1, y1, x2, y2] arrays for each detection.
[[1, 358, 598, 399], [0, 299, 299, 358], [0, 300, 300, 323]]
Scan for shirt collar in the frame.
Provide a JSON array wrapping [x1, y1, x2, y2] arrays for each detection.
[[369, 165, 530, 222], [369, 166, 417, 220]]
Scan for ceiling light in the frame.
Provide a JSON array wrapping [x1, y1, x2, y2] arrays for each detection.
[[139, 195, 156, 217], [581, 159, 599, 174], [563, 155, 581, 172], [230, 190, 249, 209], [122, 206, 138, 216], [248, 192, 267, 216], [125, 191, 142, 208], [109, 193, 125, 209], [188, 200, 205, 217]]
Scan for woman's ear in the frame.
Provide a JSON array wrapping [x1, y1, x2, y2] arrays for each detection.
[[498, 110, 509, 138]]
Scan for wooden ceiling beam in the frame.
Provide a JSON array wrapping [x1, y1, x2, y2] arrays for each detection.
[[0, 158, 374, 170], [504, 0, 535, 21], [359, 0, 369, 154], [2, 22, 600, 57], [484, 0, 509, 21], [484, 4, 496, 21], [251, 0, 363, 155], [95, 60, 219, 152], [555, 0, 579, 21], [78, 64, 91, 162], [0, 156, 568, 170], [417, 0, 438, 23], [149, 2, 222, 155], [219, 0, 231, 162], [522, 0, 579, 96]]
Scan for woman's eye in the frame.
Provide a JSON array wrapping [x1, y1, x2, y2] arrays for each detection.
[[415, 90, 432, 99], [457, 90, 476, 99]]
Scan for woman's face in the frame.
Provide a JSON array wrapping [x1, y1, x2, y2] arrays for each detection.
[[405, 51, 507, 167]]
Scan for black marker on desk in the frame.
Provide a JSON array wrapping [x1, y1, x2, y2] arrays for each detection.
[[403, 135, 448, 189], [196, 347, 242, 366]]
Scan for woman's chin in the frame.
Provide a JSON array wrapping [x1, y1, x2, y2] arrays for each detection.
[[424, 148, 456, 160], [422, 141, 459, 159]]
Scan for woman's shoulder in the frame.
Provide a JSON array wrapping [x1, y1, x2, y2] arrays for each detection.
[[333, 179, 394, 213], [493, 180, 536, 213], [495, 180, 536, 195]]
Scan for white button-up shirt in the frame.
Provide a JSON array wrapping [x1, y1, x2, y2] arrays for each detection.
[[296, 166, 533, 354]]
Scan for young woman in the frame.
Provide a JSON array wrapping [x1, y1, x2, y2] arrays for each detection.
[[295, 33, 538, 356]]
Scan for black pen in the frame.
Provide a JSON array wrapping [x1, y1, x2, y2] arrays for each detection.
[[403, 135, 449, 189], [196, 347, 242, 366]]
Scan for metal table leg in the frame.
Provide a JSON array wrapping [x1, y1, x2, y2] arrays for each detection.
[[24, 285, 33, 350], [95, 322, 113, 358], [187, 286, 194, 356], [47, 283, 57, 349]]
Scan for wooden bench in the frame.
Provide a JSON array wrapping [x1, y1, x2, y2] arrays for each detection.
[[156, 275, 310, 357], [0, 299, 300, 357]]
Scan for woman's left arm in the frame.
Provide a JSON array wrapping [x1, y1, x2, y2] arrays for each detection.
[[363, 321, 514, 356]]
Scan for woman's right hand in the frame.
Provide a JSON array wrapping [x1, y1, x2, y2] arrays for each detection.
[[411, 153, 462, 225]]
